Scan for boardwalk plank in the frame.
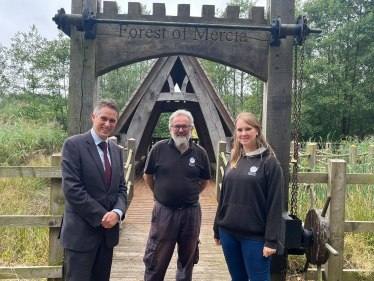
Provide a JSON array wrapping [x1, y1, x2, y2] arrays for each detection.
[[111, 177, 230, 280]]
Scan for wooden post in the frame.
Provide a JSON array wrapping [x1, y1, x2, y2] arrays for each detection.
[[326, 159, 346, 281], [215, 141, 226, 202], [49, 154, 65, 281], [369, 145, 374, 159], [67, 0, 101, 136], [349, 145, 357, 166], [306, 143, 317, 169], [369, 146, 374, 173], [127, 138, 136, 204], [108, 136, 118, 144], [264, 0, 295, 278], [326, 142, 332, 154]]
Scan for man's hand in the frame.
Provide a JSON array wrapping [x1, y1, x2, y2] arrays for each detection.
[[214, 238, 221, 246], [263, 246, 276, 257], [101, 211, 120, 229]]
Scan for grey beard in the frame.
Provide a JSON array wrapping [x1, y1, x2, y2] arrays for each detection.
[[172, 133, 190, 147]]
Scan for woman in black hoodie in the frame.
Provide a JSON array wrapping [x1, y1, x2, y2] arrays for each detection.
[[213, 112, 283, 281]]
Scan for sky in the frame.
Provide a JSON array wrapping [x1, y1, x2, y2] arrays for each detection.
[[0, 0, 267, 48]]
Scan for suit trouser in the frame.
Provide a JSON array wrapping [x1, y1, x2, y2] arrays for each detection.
[[143, 201, 201, 281], [65, 231, 113, 281]]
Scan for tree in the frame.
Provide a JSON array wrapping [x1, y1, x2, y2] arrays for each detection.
[[300, 0, 374, 140], [2, 26, 70, 129], [0, 44, 9, 99]]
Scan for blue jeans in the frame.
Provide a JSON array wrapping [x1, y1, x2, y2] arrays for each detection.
[[219, 230, 271, 281]]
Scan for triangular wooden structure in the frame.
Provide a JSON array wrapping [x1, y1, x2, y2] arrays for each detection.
[[114, 55, 235, 163]]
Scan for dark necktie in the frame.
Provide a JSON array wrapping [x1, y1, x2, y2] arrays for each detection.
[[98, 142, 111, 189]]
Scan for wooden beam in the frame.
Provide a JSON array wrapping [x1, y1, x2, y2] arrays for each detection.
[[135, 101, 164, 160], [95, 13, 269, 80], [296, 172, 328, 183], [193, 58, 235, 133], [180, 56, 226, 160], [161, 101, 195, 111], [0, 266, 62, 279], [0, 215, 62, 228], [115, 57, 166, 135], [0, 167, 62, 178], [346, 173, 374, 184], [121, 56, 178, 160], [305, 268, 374, 280], [264, 7, 295, 262], [290, 172, 374, 185], [345, 221, 374, 233], [157, 92, 198, 102], [68, 0, 101, 136]]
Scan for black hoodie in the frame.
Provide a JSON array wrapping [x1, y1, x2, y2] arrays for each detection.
[[213, 147, 283, 249]]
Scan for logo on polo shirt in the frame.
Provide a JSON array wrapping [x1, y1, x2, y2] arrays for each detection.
[[189, 157, 196, 166], [248, 166, 258, 176]]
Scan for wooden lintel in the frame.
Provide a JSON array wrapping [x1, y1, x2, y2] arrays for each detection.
[[0, 167, 62, 178], [0, 266, 62, 279], [0, 215, 63, 228], [161, 101, 196, 111], [157, 92, 198, 102]]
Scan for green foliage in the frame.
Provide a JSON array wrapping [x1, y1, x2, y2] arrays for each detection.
[[153, 112, 171, 138], [299, 0, 374, 140], [201, 59, 263, 120], [1, 26, 69, 130], [223, 0, 258, 18], [99, 60, 154, 109], [0, 157, 50, 267], [0, 96, 66, 166]]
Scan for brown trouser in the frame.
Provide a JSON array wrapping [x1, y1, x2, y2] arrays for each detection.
[[143, 201, 201, 281]]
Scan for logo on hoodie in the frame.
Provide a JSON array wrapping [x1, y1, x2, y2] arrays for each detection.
[[248, 166, 258, 176]]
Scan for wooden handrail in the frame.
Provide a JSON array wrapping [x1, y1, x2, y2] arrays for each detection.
[[0, 139, 137, 280]]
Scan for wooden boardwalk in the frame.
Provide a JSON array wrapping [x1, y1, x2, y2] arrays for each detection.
[[110, 177, 231, 280]]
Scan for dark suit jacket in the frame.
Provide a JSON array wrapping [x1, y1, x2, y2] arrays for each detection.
[[60, 131, 127, 252]]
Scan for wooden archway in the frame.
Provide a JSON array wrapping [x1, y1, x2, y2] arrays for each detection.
[[114, 55, 234, 162], [66, 1, 295, 278]]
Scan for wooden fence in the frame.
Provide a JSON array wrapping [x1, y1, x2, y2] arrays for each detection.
[[0, 139, 136, 280], [293, 142, 374, 169], [215, 141, 374, 281]]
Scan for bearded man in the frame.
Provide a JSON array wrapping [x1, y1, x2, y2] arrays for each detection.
[[143, 109, 211, 281]]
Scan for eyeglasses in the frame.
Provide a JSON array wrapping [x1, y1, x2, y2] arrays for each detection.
[[171, 125, 192, 132]]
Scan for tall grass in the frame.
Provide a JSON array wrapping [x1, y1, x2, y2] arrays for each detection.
[[0, 100, 66, 166], [0, 100, 65, 280], [288, 138, 374, 278], [0, 156, 50, 269]]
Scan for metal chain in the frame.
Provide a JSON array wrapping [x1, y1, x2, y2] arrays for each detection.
[[290, 15, 307, 217]]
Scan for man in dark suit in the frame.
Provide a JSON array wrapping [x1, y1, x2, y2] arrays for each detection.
[[60, 99, 127, 281]]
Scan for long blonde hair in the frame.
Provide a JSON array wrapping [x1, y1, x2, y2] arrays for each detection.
[[231, 112, 275, 169]]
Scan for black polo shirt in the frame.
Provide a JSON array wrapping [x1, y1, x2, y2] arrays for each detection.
[[144, 138, 211, 208]]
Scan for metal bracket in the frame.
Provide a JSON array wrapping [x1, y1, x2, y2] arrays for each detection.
[[269, 18, 284, 46], [52, 8, 71, 37], [82, 8, 97, 39]]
